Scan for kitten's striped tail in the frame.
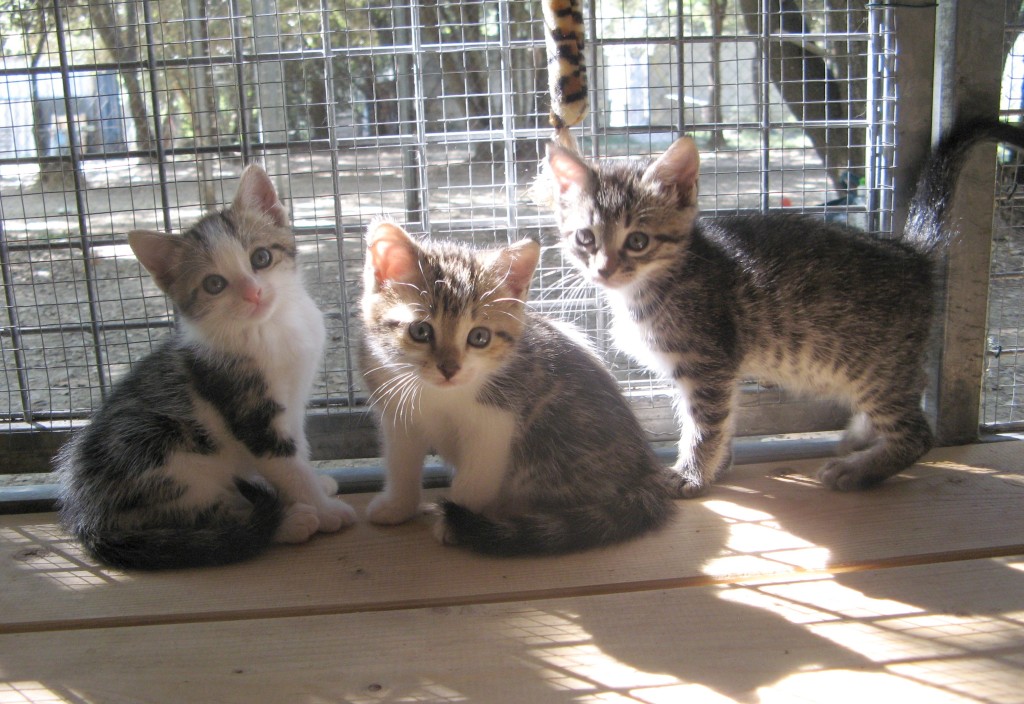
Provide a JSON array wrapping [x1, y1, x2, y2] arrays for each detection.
[[904, 116, 1024, 254], [543, 0, 588, 151], [73, 479, 284, 570], [438, 492, 674, 557]]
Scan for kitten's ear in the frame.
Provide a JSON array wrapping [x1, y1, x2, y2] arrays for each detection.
[[128, 230, 184, 293], [642, 136, 700, 206], [233, 164, 289, 229], [544, 143, 596, 196], [488, 238, 540, 302], [366, 221, 422, 288]]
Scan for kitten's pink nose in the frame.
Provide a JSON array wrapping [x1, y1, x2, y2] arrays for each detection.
[[437, 360, 460, 381], [595, 254, 617, 280], [241, 281, 262, 305]]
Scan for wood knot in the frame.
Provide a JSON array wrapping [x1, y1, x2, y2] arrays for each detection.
[[13, 547, 51, 561]]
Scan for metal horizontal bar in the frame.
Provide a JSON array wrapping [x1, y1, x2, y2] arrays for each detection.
[[0, 320, 171, 338], [0, 393, 847, 475], [0, 115, 880, 172], [594, 118, 876, 136], [987, 346, 1024, 356], [0, 38, 555, 81], [981, 421, 1024, 434], [0, 29, 883, 86], [0, 434, 842, 514], [0, 125, 564, 168]]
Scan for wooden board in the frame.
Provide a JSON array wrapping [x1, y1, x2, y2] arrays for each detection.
[[0, 557, 1021, 703], [1, 442, 1022, 634]]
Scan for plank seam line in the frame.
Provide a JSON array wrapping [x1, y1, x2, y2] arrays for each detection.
[[2, 544, 1022, 636]]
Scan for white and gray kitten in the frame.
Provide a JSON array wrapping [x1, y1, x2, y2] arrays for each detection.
[[57, 165, 355, 569], [543, 117, 1024, 497], [359, 222, 676, 555]]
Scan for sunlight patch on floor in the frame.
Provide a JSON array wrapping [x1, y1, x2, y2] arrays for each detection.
[[0, 681, 70, 703], [1, 525, 131, 592], [700, 499, 832, 576], [1002, 556, 1024, 573], [721, 572, 1024, 702], [760, 669, 975, 704]]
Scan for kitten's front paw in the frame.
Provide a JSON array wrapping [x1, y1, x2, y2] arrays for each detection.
[[366, 493, 420, 526], [316, 497, 357, 533], [317, 473, 340, 496], [275, 503, 320, 544], [818, 458, 885, 492], [425, 503, 458, 546], [668, 465, 710, 499], [431, 517, 455, 546]]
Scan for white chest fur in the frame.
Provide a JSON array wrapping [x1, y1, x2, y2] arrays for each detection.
[[189, 290, 325, 441], [261, 294, 325, 405], [415, 384, 516, 512], [605, 290, 677, 380]]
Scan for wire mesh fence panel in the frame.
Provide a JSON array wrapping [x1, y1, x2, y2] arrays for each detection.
[[982, 5, 1024, 431], [0, 0, 897, 467]]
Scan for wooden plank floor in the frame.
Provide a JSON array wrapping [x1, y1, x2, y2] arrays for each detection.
[[1, 441, 1022, 703]]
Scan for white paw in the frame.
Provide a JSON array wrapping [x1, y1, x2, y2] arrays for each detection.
[[316, 497, 357, 533], [668, 464, 710, 499], [431, 517, 448, 545], [317, 473, 340, 496], [430, 511, 456, 546], [366, 492, 420, 525], [275, 503, 319, 544]]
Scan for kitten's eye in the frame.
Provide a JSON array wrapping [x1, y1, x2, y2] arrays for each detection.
[[467, 327, 491, 348], [202, 274, 228, 295], [624, 231, 650, 252], [408, 321, 433, 343], [251, 247, 272, 270], [575, 228, 596, 248]]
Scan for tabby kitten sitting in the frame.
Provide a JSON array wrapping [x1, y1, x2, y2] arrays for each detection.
[[57, 165, 355, 570], [359, 222, 676, 555], [542, 117, 1024, 496]]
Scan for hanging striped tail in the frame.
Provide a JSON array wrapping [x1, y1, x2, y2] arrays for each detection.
[[543, 0, 588, 151]]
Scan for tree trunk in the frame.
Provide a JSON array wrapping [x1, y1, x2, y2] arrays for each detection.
[[88, 0, 155, 156], [305, 65, 330, 142], [824, 0, 869, 189], [360, 0, 402, 137], [16, 5, 70, 191], [739, 0, 855, 190], [501, 0, 548, 164], [708, 0, 729, 148], [421, 0, 495, 159]]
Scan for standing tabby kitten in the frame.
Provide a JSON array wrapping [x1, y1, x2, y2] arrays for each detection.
[[57, 165, 355, 569], [542, 117, 1024, 496], [359, 222, 676, 556]]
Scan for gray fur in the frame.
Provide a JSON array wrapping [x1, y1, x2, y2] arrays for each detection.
[[57, 165, 352, 569], [360, 223, 675, 555], [544, 117, 1024, 496]]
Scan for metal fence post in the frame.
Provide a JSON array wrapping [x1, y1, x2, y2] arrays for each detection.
[[931, 0, 1005, 445]]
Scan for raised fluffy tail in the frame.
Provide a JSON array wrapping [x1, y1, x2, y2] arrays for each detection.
[[72, 479, 284, 570], [438, 493, 674, 557], [904, 116, 1024, 254], [543, 0, 588, 151]]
